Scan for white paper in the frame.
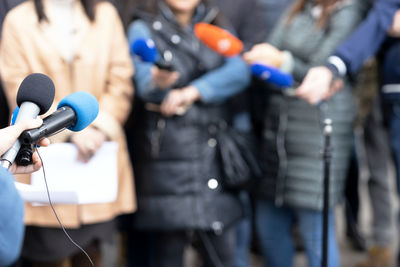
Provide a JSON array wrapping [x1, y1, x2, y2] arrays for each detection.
[[16, 142, 119, 205]]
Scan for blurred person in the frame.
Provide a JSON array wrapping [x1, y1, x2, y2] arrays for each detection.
[[366, 18, 400, 266], [0, 0, 25, 129], [209, 0, 265, 266], [126, 0, 250, 266], [243, 0, 364, 266], [0, 0, 136, 266], [344, 56, 394, 267], [342, 57, 386, 254], [0, 118, 50, 267], [296, 0, 398, 104], [257, 0, 295, 39], [297, 1, 400, 266]]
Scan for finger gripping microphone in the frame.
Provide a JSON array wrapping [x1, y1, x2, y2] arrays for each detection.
[[194, 23, 243, 57], [20, 91, 99, 146], [1, 73, 55, 169], [251, 63, 294, 88]]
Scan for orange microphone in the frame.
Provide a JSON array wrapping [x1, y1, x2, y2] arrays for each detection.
[[194, 23, 243, 57]]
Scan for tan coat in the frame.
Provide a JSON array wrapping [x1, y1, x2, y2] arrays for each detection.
[[0, 0, 136, 228]]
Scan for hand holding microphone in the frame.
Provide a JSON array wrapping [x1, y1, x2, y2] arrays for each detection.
[[0, 119, 50, 174], [243, 42, 296, 92], [243, 43, 284, 68], [21, 91, 100, 163], [0, 73, 55, 169], [131, 38, 180, 89], [151, 67, 180, 90], [131, 38, 176, 71]]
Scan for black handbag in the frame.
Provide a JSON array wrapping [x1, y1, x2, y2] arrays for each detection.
[[216, 127, 262, 191]]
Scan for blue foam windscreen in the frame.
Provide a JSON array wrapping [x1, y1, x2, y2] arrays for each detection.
[[251, 64, 294, 88], [130, 38, 158, 63], [57, 91, 99, 131], [16, 73, 55, 115]]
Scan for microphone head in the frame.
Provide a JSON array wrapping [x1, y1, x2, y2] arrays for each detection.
[[130, 38, 158, 63], [57, 91, 99, 132], [16, 73, 55, 115], [194, 23, 243, 57], [251, 64, 294, 88]]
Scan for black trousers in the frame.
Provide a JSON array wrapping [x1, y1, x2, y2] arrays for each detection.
[[154, 227, 236, 267]]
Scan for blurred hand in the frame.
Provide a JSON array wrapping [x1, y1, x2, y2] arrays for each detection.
[[70, 126, 107, 163], [160, 86, 200, 117], [151, 66, 180, 89], [243, 43, 284, 67], [0, 118, 50, 174], [296, 66, 344, 105], [388, 9, 400, 37]]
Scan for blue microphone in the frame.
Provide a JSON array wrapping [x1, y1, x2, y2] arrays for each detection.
[[20, 91, 99, 145], [251, 63, 294, 88], [130, 38, 158, 63], [130, 38, 174, 71]]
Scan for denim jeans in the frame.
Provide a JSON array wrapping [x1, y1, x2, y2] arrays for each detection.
[[255, 199, 339, 267], [234, 192, 252, 267], [384, 99, 400, 197]]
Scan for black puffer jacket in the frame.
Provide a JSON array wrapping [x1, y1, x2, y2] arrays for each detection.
[[127, 3, 244, 232]]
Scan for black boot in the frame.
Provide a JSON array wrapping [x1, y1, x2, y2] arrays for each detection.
[[346, 221, 367, 252]]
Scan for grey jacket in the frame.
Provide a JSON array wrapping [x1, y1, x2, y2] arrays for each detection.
[[257, 0, 364, 211]]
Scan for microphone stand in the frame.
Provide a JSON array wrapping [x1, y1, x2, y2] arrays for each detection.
[[322, 119, 332, 267]]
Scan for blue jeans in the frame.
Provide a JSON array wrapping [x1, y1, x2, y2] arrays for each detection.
[[255, 200, 339, 267], [234, 192, 252, 267], [384, 100, 400, 196]]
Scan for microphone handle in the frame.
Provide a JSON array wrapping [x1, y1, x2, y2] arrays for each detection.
[[20, 106, 76, 145], [1, 102, 40, 169], [155, 60, 174, 71]]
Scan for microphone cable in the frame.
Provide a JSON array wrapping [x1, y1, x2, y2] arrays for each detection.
[[35, 145, 95, 267]]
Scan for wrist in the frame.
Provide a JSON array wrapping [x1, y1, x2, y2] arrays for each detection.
[[183, 86, 200, 104], [326, 56, 347, 78], [324, 63, 339, 80]]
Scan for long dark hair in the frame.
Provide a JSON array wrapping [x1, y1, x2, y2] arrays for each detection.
[[119, 0, 226, 29], [287, 0, 340, 28], [34, 0, 97, 22]]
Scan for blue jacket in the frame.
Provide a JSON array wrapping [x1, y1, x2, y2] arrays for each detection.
[[334, 0, 400, 75], [0, 167, 24, 267]]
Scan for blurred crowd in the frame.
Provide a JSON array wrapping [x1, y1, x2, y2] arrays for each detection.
[[0, 0, 399, 266]]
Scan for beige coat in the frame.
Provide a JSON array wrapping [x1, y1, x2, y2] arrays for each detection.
[[0, 0, 136, 228]]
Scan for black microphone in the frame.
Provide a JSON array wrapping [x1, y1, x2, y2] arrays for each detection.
[[16, 92, 99, 166], [20, 91, 99, 145], [0, 73, 55, 169]]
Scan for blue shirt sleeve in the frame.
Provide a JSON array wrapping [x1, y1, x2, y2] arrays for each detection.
[[334, 0, 400, 75], [0, 167, 24, 267], [190, 56, 251, 104]]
